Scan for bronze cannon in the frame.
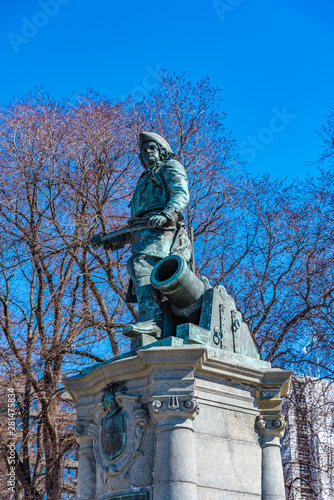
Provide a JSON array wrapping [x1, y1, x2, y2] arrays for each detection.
[[150, 254, 259, 359], [151, 254, 210, 324]]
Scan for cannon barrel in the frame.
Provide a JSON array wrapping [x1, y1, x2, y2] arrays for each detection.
[[151, 255, 209, 323]]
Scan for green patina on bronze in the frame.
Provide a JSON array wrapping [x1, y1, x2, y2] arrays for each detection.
[[91, 132, 191, 339], [89, 131, 266, 369], [101, 386, 127, 461]]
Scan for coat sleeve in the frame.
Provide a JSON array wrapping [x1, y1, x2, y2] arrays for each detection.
[[103, 232, 131, 250], [161, 160, 190, 221]]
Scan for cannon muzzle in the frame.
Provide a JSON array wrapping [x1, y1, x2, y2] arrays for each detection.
[[151, 255, 209, 323]]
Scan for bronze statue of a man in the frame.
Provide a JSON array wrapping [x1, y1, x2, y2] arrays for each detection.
[[93, 132, 192, 338]]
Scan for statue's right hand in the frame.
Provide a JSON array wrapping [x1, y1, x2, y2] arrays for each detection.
[[90, 234, 103, 250], [148, 214, 168, 228]]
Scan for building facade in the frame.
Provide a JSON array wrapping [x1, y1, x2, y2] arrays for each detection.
[[281, 378, 334, 500]]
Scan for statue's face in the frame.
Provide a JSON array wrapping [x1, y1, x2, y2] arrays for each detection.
[[141, 141, 160, 169]]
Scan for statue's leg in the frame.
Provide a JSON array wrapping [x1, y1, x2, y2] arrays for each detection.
[[123, 254, 162, 338], [136, 284, 162, 323]]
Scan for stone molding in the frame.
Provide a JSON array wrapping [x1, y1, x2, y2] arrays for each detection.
[[63, 346, 293, 402], [73, 420, 94, 455], [89, 392, 148, 492], [73, 421, 90, 439], [150, 395, 199, 422], [256, 414, 286, 444]]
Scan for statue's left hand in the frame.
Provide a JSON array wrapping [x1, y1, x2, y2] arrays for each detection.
[[148, 214, 168, 228]]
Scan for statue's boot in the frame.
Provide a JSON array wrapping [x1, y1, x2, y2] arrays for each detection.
[[122, 285, 162, 339], [122, 320, 161, 338]]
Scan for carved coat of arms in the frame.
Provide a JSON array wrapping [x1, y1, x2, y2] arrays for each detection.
[[89, 384, 148, 491]]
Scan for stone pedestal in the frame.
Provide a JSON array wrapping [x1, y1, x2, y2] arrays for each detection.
[[63, 343, 291, 500]]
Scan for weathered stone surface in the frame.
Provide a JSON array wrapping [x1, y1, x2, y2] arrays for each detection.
[[197, 488, 261, 499], [226, 410, 260, 444], [196, 435, 261, 493], [73, 422, 96, 500], [193, 405, 259, 444], [63, 345, 292, 500], [104, 493, 149, 500]]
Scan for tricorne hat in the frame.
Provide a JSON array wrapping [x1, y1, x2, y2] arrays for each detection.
[[138, 131, 173, 154]]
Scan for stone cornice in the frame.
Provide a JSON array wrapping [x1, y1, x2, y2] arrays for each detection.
[[63, 345, 292, 402]]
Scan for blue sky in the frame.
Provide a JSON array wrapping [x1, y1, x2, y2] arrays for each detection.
[[1, 0, 333, 178]]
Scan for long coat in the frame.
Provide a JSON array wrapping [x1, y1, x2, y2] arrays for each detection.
[[124, 158, 192, 302]]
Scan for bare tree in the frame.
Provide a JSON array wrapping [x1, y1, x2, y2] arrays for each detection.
[[0, 91, 135, 499], [0, 74, 333, 498]]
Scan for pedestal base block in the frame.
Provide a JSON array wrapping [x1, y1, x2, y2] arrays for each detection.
[[64, 345, 292, 500]]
